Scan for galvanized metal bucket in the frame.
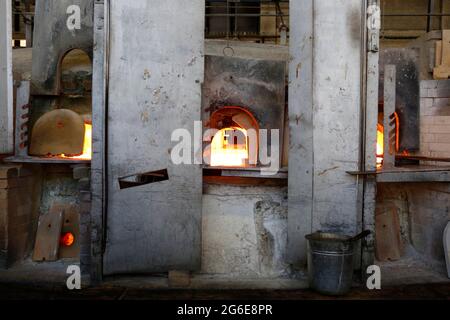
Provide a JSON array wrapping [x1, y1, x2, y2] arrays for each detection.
[[305, 231, 370, 296]]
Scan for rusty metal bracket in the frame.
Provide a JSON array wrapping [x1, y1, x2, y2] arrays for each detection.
[[118, 169, 169, 190]]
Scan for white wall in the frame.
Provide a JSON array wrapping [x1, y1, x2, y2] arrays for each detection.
[[202, 185, 290, 278], [0, 0, 13, 154]]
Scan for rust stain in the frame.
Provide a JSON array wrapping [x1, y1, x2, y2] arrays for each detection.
[[143, 69, 151, 80], [296, 63, 302, 79]]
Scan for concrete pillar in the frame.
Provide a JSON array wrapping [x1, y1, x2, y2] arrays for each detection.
[[288, 0, 314, 266], [288, 0, 365, 266], [0, 0, 13, 155]]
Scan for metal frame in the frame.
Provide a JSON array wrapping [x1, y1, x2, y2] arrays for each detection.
[[89, 0, 378, 279], [14, 81, 30, 158], [360, 0, 380, 273], [383, 65, 397, 169]]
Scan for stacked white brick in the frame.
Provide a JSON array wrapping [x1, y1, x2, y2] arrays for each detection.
[[417, 80, 450, 165]]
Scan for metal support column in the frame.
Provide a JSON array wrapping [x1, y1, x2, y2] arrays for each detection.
[[91, 0, 108, 283], [361, 0, 381, 276]]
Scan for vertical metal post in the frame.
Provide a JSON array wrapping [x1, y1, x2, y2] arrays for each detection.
[[427, 0, 435, 32], [361, 0, 380, 276], [91, 0, 108, 283], [0, 0, 13, 155], [384, 65, 397, 169], [14, 81, 30, 158], [24, 0, 33, 48]]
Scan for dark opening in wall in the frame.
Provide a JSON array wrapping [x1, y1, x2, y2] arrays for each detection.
[[206, 1, 261, 37]]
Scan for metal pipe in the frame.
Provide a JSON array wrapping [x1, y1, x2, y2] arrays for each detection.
[[382, 13, 450, 16], [427, 0, 435, 32], [206, 13, 288, 17], [359, 0, 369, 174]]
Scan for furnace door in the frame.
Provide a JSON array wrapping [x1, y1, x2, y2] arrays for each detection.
[[103, 1, 204, 275]]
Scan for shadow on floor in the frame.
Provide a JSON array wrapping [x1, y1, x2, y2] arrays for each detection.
[[0, 282, 449, 300]]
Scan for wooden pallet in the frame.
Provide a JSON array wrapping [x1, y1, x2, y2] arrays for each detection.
[[375, 205, 403, 262], [433, 30, 450, 80], [32, 204, 64, 262]]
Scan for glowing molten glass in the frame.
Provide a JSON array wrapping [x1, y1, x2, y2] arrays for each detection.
[[210, 127, 248, 167], [377, 123, 384, 169], [60, 232, 75, 247], [62, 123, 92, 160]]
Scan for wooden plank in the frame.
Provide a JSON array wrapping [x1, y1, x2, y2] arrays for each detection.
[[375, 205, 402, 262], [442, 30, 450, 66], [384, 65, 397, 168], [32, 204, 64, 262], [58, 205, 80, 259], [435, 41, 442, 67], [433, 30, 450, 79], [433, 67, 450, 80]]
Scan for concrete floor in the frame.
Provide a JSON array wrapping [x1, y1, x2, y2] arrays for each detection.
[[379, 258, 450, 286], [0, 258, 449, 300]]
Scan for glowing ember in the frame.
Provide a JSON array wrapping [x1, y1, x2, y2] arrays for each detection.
[[210, 127, 248, 167], [62, 123, 92, 160], [60, 232, 75, 247]]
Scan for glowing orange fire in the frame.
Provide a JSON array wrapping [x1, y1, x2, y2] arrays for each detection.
[[210, 127, 249, 167], [60, 232, 75, 247], [376, 123, 384, 168], [377, 112, 400, 169], [62, 123, 92, 160]]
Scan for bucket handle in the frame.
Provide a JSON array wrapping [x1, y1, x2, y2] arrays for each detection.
[[347, 230, 371, 243]]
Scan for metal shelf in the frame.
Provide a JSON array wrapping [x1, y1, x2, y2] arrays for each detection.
[[4, 156, 90, 165], [347, 165, 450, 183], [203, 166, 288, 186]]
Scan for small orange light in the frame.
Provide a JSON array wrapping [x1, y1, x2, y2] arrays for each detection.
[[60, 232, 75, 247]]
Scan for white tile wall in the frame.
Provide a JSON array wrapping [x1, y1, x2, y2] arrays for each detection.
[[416, 80, 450, 165]]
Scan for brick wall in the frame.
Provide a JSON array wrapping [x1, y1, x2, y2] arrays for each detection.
[[416, 80, 450, 164], [0, 165, 41, 269]]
